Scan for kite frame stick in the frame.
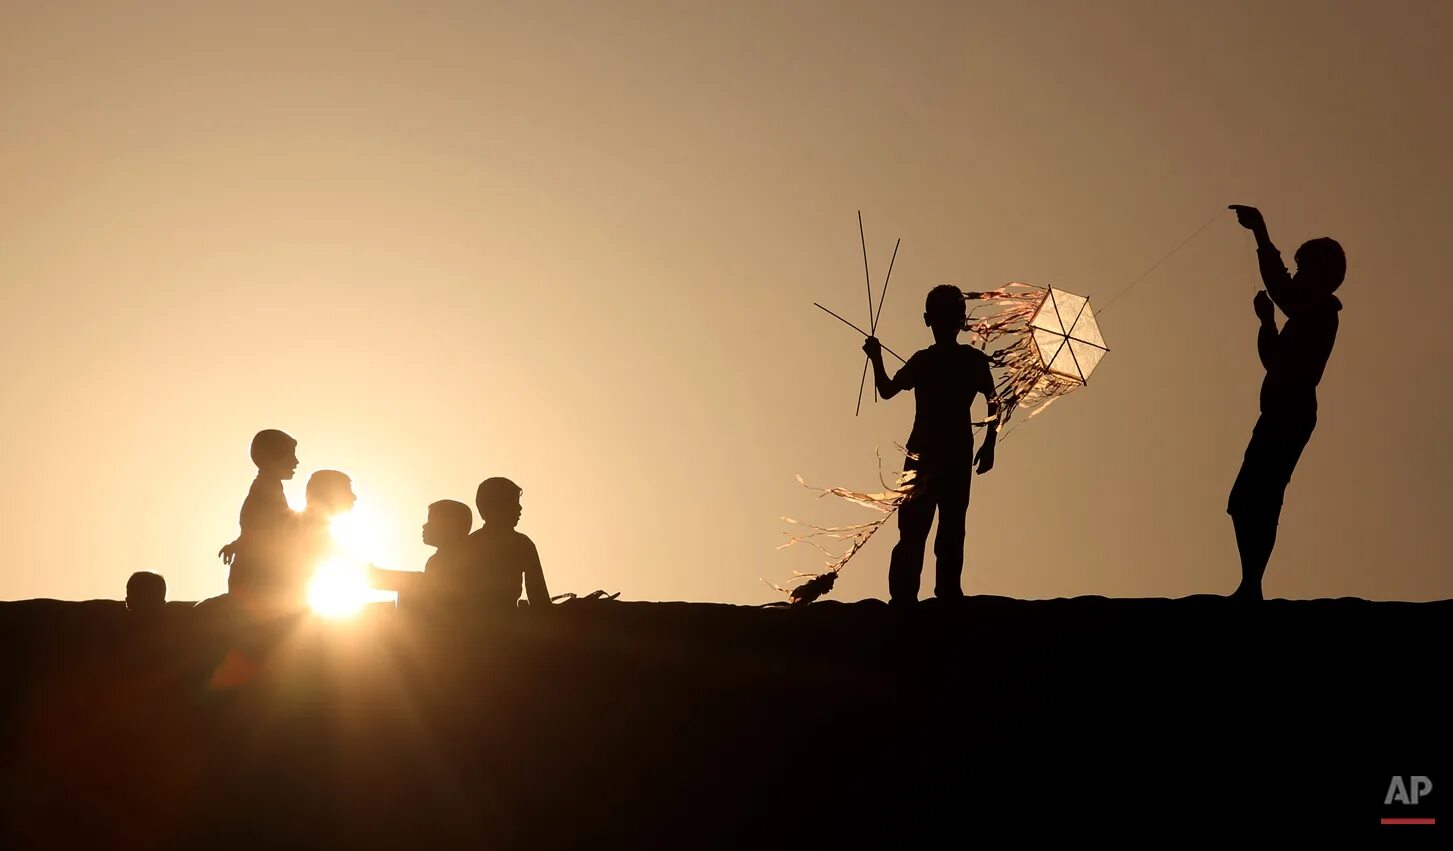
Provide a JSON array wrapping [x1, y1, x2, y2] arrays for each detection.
[[859, 236, 902, 414], [874, 238, 900, 332], [814, 302, 907, 363], [857, 212, 875, 413], [852, 213, 903, 415]]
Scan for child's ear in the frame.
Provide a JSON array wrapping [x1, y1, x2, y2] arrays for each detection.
[[923, 312, 931, 326]]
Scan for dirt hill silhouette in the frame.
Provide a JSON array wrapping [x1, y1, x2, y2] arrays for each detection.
[[2, 595, 1447, 845]]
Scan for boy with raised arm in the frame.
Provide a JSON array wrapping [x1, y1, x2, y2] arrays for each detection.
[[863, 284, 998, 605], [1227, 205, 1345, 601]]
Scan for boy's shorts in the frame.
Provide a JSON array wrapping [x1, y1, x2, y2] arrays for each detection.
[[1227, 410, 1317, 518]]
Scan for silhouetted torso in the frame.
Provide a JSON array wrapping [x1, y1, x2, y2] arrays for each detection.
[[1257, 246, 1341, 414], [465, 526, 548, 611], [391, 543, 471, 613], [897, 343, 995, 463], [231, 477, 293, 598]]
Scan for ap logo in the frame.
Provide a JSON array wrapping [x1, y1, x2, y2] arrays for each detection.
[[1385, 776, 1433, 806]]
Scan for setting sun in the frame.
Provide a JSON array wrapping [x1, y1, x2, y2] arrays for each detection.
[[306, 555, 371, 618], [305, 502, 397, 618]]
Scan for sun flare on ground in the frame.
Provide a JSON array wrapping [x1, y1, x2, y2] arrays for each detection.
[[306, 501, 398, 618]]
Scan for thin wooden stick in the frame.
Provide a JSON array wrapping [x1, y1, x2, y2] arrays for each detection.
[[858, 211, 876, 409], [869, 236, 901, 409], [855, 357, 870, 416], [874, 238, 900, 332], [814, 303, 907, 363]]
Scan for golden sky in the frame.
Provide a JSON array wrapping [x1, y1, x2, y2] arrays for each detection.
[[2, 1, 1449, 604]]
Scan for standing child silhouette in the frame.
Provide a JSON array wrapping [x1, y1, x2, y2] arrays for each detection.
[[1227, 205, 1344, 601], [863, 285, 999, 605], [218, 429, 298, 609]]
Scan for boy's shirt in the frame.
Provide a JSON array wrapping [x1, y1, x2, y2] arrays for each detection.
[[232, 476, 294, 590], [374, 543, 469, 611], [1257, 246, 1341, 415], [894, 342, 996, 464], [466, 526, 550, 610], [239, 476, 290, 534]]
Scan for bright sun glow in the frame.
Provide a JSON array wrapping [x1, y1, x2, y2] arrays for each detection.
[[305, 500, 397, 618], [307, 555, 371, 618]]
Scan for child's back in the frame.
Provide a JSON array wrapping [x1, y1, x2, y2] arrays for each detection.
[[466, 478, 550, 611], [465, 524, 547, 610]]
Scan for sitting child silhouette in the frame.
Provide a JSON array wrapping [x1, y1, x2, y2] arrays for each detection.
[[468, 478, 551, 611], [125, 571, 167, 618], [369, 499, 473, 612]]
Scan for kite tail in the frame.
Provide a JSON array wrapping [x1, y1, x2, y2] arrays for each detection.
[[777, 449, 919, 604]]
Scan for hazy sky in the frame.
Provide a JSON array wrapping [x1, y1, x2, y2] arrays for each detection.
[[2, 1, 1449, 604]]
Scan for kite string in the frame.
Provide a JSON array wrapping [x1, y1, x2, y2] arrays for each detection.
[[1095, 210, 1223, 315], [984, 210, 1224, 444]]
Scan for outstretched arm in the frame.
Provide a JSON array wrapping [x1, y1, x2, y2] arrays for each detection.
[[1230, 205, 1295, 311], [368, 565, 425, 596]]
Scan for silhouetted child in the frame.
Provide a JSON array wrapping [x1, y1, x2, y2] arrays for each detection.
[[125, 571, 167, 618], [218, 429, 298, 605], [369, 499, 473, 612], [467, 477, 550, 610], [280, 469, 358, 611], [863, 285, 999, 604], [1227, 205, 1344, 601]]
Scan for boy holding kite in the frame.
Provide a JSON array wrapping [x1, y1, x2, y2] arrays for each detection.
[[863, 284, 998, 605]]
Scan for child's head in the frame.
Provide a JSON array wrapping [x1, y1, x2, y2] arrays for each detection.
[[126, 571, 166, 616], [923, 285, 967, 338], [1293, 237, 1345, 295], [423, 499, 473, 547], [476, 477, 523, 528], [250, 429, 299, 480], [305, 470, 356, 518]]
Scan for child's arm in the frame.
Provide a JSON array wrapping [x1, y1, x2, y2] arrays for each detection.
[[521, 539, 551, 609], [863, 338, 910, 399], [975, 396, 999, 474], [974, 360, 998, 474], [1254, 291, 1278, 370], [1230, 205, 1297, 313], [368, 565, 425, 595]]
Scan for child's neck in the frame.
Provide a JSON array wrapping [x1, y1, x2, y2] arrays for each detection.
[[931, 331, 960, 346]]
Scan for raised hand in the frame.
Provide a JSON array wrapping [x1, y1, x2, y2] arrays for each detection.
[[862, 336, 882, 361], [1229, 204, 1265, 233], [1253, 290, 1275, 324]]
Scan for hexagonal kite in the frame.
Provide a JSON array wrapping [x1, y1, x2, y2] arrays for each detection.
[[964, 284, 1109, 430]]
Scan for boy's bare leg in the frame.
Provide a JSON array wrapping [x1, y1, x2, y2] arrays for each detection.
[[1231, 512, 1276, 601]]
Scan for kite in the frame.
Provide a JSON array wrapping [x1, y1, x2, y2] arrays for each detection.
[[963, 284, 1108, 432]]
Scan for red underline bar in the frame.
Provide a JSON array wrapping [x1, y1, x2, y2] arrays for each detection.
[[1380, 818, 1436, 825]]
